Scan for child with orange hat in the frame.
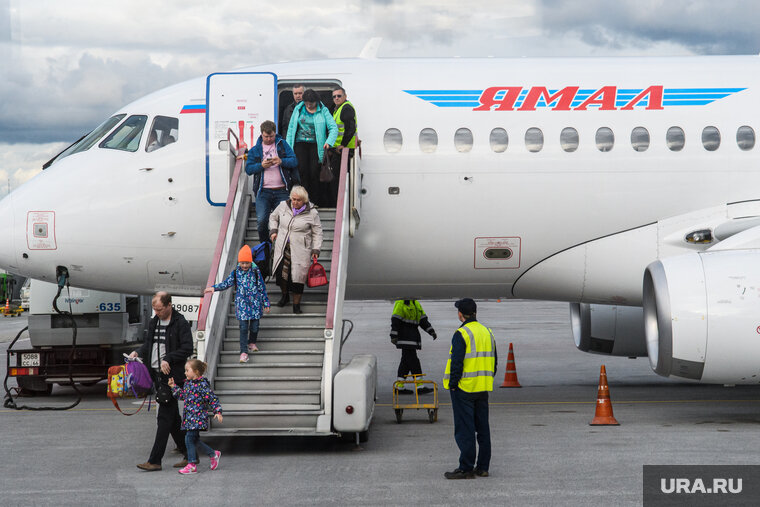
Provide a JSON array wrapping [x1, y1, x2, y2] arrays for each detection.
[[204, 245, 270, 363]]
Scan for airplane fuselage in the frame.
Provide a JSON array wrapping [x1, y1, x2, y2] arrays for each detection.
[[1, 56, 759, 302]]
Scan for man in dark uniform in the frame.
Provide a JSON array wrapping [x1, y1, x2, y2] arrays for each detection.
[[131, 291, 193, 471], [443, 298, 497, 479]]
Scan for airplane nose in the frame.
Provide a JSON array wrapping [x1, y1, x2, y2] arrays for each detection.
[[0, 192, 18, 271]]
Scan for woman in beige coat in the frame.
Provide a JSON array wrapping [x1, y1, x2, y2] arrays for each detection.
[[269, 185, 323, 314]]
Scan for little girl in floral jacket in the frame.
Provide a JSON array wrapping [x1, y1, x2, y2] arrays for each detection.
[[168, 359, 223, 475]]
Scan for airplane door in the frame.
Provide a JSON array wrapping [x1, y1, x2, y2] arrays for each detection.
[[205, 72, 277, 205]]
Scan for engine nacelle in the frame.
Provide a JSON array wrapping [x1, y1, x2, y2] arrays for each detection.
[[643, 250, 760, 384], [570, 303, 647, 356]]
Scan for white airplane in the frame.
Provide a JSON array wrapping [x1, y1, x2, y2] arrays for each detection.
[[2, 55, 760, 385]]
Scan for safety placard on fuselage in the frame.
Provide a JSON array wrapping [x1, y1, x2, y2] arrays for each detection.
[[26, 211, 57, 250], [474, 237, 521, 269]]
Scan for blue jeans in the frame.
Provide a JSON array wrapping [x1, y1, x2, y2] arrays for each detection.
[[185, 430, 215, 464], [255, 187, 290, 243], [239, 318, 260, 353], [450, 389, 491, 472]]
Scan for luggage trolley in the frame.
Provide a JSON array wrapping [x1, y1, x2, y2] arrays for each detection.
[[392, 373, 439, 423]]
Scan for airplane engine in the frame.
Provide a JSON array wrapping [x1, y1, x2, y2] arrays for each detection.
[[570, 303, 647, 356], [643, 250, 760, 384]]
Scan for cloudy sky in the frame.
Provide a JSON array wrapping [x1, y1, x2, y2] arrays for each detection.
[[1, 0, 759, 195]]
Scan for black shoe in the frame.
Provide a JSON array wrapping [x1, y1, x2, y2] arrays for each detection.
[[276, 294, 290, 307], [473, 468, 489, 477], [293, 303, 302, 314], [397, 389, 413, 395], [444, 469, 475, 480], [417, 387, 434, 394]]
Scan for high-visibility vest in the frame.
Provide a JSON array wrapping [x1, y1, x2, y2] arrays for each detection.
[[443, 321, 496, 392], [332, 100, 357, 149]]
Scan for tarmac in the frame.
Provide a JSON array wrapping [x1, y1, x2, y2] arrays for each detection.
[[2, 299, 760, 506]]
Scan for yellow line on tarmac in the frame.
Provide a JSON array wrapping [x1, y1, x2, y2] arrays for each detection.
[[377, 399, 760, 407]]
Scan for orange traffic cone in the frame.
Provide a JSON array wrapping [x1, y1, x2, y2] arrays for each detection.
[[590, 365, 619, 425], [499, 342, 521, 388], [3, 298, 9, 314]]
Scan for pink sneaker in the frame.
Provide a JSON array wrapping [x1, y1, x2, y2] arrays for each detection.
[[248, 343, 259, 353], [210, 450, 221, 471], [239, 352, 249, 363], [178, 463, 197, 475]]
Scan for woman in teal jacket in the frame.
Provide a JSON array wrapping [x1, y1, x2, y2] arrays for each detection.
[[285, 89, 338, 207]]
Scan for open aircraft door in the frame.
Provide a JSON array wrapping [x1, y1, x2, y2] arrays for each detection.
[[205, 72, 277, 205]]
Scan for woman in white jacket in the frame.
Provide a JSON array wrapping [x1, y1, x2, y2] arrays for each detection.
[[269, 185, 324, 314]]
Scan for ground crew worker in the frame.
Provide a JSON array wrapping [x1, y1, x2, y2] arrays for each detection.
[[390, 299, 437, 394], [443, 298, 497, 479]]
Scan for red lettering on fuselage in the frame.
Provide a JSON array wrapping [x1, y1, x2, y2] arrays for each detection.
[[574, 86, 618, 111], [620, 85, 664, 110], [473, 87, 523, 111], [518, 87, 579, 111], [473, 85, 665, 111]]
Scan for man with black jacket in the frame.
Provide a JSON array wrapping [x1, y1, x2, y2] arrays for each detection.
[[131, 292, 193, 471]]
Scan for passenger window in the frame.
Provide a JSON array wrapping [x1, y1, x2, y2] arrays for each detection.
[[383, 128, 403, 153], [701, 126, 720, 151], [454, 128, 473, 153], [560, 127, 579, 152], [737, 126, 756, 151], [56, 114, 126, 162], [419, 128, 438, 153], [595, 127, 614, 152], [666, 127, 685, 151], [489, 128, 508, 153], [146, 116, 179, 153], [525, 128, 543, 153], [100, 115, 148, 152], [630, 127, 650, 152]]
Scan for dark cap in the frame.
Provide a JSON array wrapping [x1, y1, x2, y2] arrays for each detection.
[[455, 298, 477, 315]]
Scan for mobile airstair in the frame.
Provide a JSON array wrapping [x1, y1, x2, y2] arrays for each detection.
[[196, 128, 375, 439]]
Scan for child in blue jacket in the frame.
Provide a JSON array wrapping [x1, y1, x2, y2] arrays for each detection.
[[205, 245, 270, 363], [168, 359, 222, 475]]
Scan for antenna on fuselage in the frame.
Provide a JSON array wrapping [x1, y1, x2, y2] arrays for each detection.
[[359, 38, 382, 59]]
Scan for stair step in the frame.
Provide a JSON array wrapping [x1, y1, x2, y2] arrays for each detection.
[[229, 314, 326, 327], [217, 389, 321, 404], [206, 427, 330, 437], [222, 337, 324, 352], [214, 376, 322, 390], [216, 363, 323, 377], [220, 350, 324, 364], [226, 326, 325, 339], [221, 403, 322, 412]]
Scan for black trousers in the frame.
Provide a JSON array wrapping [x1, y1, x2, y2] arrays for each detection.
[[148, 381, 186, 464], [397, 348, 422, 378], [294, 142, 324, 206], [450, 389, 491, 472]]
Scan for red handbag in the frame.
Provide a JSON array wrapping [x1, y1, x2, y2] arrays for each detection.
[[307, 259, 328, 287]]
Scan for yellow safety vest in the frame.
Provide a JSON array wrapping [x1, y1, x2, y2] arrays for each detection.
[[443, 321, 496, 392], [332, 100, 357, 149]]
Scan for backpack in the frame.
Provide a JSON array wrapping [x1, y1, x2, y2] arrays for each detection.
[[107, 358, 154, 416], [252, 241, 272, 278]]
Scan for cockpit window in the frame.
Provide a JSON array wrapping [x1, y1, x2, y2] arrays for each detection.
[[55, 114, 126, 163], [146, 116, 179, 152], [100, 115, 148, 152]]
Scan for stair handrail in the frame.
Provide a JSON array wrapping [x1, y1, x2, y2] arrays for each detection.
[[315, 148, 352, 432], [325, 147, 351, 332], [196, 129, 250, 387]]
